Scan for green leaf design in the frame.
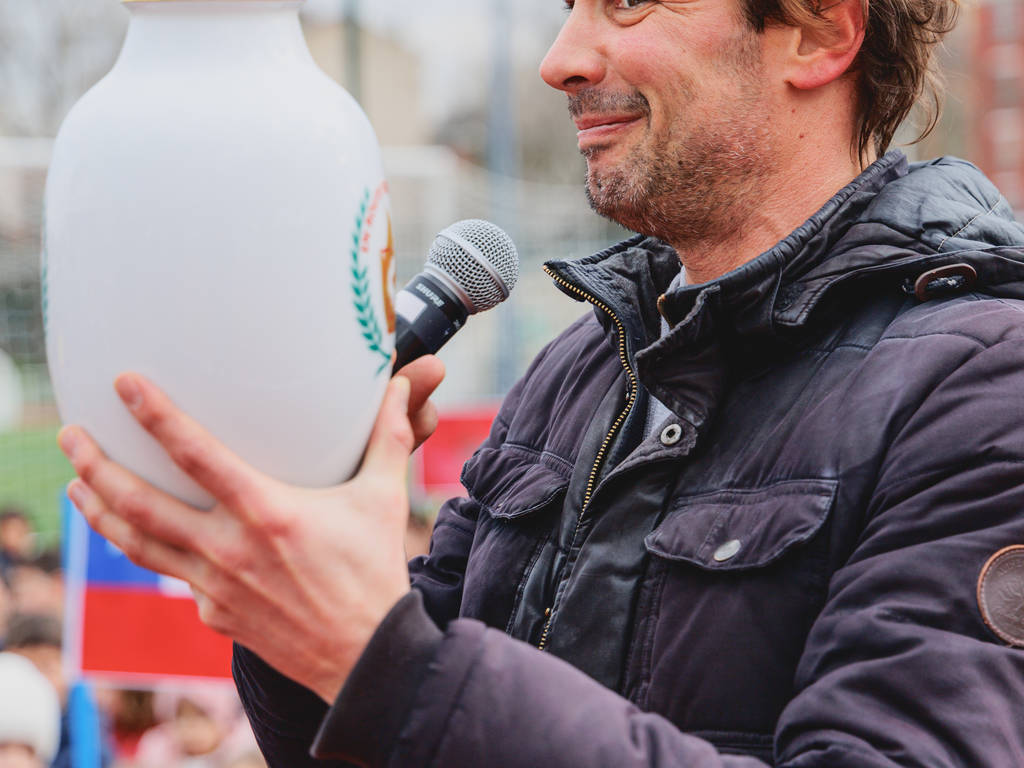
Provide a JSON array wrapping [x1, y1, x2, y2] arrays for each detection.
[[348, 187, 391, 375]]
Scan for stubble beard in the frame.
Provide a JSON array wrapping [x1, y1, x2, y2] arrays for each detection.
[[575, 34, 772, 252]]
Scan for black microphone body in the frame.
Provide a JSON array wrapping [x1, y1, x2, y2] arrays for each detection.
[[390, 220, 519, 373], [392, 272, 470, 371]]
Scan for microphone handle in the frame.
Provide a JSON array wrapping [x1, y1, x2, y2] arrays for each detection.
[[392, 273, 470, 373]]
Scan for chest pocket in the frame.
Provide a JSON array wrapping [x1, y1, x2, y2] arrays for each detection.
[[644, 478, 837, 571], [459, 444, 570, 629], [635, 479, 838, 739]]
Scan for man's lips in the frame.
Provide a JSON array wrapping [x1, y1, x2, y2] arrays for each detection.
[[574, 114, 643, 145]]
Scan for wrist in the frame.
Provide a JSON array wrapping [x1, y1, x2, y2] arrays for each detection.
[[312, 589, 411, 704], [313, 674, 347, 706], [311, 590, 445, 763]]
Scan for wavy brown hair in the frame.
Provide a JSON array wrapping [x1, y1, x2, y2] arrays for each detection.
[[741, 0, 962, 163]]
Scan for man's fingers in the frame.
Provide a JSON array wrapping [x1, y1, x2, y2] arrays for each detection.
[[397, 355, 445, 416], [396, 355, 444, 450], [410, 399, 439, 450], [59, 425, 210, 553], [67, 478, 198, 584], [190, 584, 237, 637], [113, 373, 266, 508], [359, 376, 415, 486]]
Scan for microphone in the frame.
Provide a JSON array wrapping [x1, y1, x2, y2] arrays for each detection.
[[393, 219, 519, 372]]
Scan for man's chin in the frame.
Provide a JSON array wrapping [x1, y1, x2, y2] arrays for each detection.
[[585, 178, 641, 232]]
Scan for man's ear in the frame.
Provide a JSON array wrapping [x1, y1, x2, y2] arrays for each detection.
[[781, 0, 867, 90]]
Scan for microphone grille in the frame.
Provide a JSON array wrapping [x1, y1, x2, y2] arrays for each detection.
[[427, 219, 520, 312]]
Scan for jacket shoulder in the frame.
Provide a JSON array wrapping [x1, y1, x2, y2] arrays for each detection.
[[511, 310, 610, 399], [883, 293, 1024, 349]]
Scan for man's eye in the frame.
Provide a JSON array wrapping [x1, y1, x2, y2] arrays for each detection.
[[562, 0, 652, 11]]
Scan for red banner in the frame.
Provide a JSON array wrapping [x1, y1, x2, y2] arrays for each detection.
[[412, 405, 499, 499]]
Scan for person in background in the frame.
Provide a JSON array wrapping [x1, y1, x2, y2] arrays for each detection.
[[134, 688, 258, 768], [0, 506, 32, 647], [8, 550, 64, 619], [0, 652, 60, 768], [5, 613, 114, 768], [0, 568, 12, 647], [5, 614, 66, 703], [0, 507, 34, 572], [91, 690, 156, 765]]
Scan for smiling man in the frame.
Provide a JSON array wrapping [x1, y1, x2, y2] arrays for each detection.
[[59, 0, 1024, 766], [557, 0, 778, 278]]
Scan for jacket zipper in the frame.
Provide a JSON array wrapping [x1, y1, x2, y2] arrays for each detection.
[[537, 265, 639, 650]]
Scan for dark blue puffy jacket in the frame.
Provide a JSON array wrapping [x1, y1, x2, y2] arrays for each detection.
[[236, 152, 1024, 767]]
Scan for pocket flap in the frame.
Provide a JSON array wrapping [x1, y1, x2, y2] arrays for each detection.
[[644, 479, 838, 571], [461, 445, 570, 519]]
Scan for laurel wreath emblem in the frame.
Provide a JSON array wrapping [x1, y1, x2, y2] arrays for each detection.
[[350, 188, 392, 375]]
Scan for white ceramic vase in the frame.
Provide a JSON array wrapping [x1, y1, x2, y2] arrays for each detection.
[[44, 0, 396, 507]]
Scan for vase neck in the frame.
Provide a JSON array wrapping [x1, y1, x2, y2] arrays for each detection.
[[118, 2, 310, 72]]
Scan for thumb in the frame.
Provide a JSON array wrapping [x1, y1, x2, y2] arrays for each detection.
[[359, 376, 415, 486]]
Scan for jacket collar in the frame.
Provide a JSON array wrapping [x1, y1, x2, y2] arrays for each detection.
[[543, 151, 1024, 441], [545, 153, 910, 346], [655, 151, 910, 336], [546, 151, 1024, 341]]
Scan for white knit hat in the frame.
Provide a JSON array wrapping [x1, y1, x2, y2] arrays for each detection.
[[0, 652, 61, 762]]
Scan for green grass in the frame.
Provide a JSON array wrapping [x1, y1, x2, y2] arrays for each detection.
[[0, 426, 75, 546]]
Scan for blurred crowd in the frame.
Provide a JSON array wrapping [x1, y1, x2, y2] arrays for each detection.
[[0, 505, 268, 768]]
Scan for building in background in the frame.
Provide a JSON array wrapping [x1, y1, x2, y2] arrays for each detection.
[[970, 0, 1023, 209], [304, 21, 430, 147]]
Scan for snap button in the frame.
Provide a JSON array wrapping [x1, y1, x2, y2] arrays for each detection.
[[660, 424, 683, 446], [713, 539, 742, 562]]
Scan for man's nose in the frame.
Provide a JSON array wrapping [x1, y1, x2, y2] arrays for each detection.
[[539, 7, 606, 93]]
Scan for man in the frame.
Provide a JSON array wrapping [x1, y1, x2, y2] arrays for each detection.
[[58, 0, 1024, 765]]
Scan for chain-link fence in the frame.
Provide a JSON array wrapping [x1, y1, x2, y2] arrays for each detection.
[[0, 140, 63, 544]]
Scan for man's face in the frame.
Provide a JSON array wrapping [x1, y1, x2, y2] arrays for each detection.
[[540, 0, 778, 250]]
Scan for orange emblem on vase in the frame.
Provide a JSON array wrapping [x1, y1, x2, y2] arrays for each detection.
[[381, 215, 397, 333]]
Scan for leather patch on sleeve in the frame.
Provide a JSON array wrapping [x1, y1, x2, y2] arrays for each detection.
[[977, 545, 1024, 647]]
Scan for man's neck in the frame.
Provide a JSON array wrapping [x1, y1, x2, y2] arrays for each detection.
[[673, 147, 874, 285]]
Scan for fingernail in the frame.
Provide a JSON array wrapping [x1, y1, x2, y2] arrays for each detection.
[[115, 377, 142, 410], [68, 480, 89, 509], [58, 428, 79, 461]]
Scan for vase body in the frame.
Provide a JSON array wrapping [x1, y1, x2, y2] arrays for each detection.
[[44, 0, 395, 506]]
